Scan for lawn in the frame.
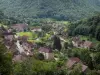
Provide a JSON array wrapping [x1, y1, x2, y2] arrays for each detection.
[[16, 32, 37, 39], [80, 35, 89, 40], [61, 21, 70, 25]]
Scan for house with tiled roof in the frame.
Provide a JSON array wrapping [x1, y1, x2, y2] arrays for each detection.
[[39, 47, 54, 60], [11, 23, 28, 32], [83, 41, 94, 49], [15, 40, 34, 56], [66, 57, 88, 74], [72, 36, 81, 47], [11, 40, 35, 62], [21, 41, 34, 56], [18, 36, 29, 41], [31, 27, 42, 32], [12, 54, 27, 62], [3, 32, 15, 41], [72, 36, 94, 49]]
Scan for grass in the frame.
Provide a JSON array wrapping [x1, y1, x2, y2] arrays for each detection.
[[60, 21, 70, 25], [80, 35, 89, 40], [0, 24, 8, 28], [28, 39, 41, 43], [16, 32, 37, 39], [27, 40, 34, 43], [80, 35, 99, 44], [26, 33, 51, 43], [17, 32, 33, 37]]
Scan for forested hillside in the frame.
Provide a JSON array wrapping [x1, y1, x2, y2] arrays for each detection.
[[68, 14, 100, 41], [0, 0, 100, 21]]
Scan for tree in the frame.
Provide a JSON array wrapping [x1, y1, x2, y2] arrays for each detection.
[[64, 42, 69, 49], [42, 25, 52, 32], [95, 26, 100, 41], [95, 43, 100, 51], [69, 63, 82, 75], [71, 48, 94, 69], [73, 25, 90, 36], [87, 70, 99, 75], [93, 52, 100, 64], [13, 62, 22, 75], [13, 57, 67, 75], [53, 35, 62, 51], [0, 41, 12, 75], [37, 53, 44, 60]]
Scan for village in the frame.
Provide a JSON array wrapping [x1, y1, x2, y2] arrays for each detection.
[[0, 22, 99, 75]]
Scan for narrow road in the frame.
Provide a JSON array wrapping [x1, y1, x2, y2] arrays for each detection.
[[16, 40, 24, 53], [60, 37, 67, 42]]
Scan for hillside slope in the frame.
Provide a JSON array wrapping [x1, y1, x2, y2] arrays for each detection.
[[68, 14, 100, 41], [0, 0, 100, 20]]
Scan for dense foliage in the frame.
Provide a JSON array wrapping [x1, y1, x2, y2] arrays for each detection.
[[13, 57, 67, 75], [68, 14, 100, 41], [53, 35, 62, 51], [0, 38, 12, 75], [0, 11, 22, 25], [0, 0, 100, 21]]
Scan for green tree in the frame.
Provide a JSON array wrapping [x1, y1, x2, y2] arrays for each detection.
[[69, 63, 82, 75], [64, 42, 69, 49], [53, 35, 62, 51], [0, 41, 12, 75], [95, 26, 100, 41], [72, 48, 93, 69], [95, 43, 100, 51], [13, 57, 67, 75], [93, 52, 100, 64], [87, 70, 99, 75], [37, 53, 44, 60], [13, 62, 22, 75]]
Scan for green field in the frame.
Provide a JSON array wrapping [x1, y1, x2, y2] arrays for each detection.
[[16, 32, 37, 39]]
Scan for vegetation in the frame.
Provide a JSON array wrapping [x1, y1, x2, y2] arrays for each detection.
[[53, 35, 62, 51], [68, 14, 100, 41], [1, 1, 100, 74], [0, 38, 12, 75], [16, 32, 38, 39], [13, 57, 67, 75], [0, 0, 100, 21]]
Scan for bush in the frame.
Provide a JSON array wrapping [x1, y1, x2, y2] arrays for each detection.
[[37, 53, 45, 60]]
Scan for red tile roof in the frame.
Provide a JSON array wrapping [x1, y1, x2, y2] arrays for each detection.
[[66, 57, 88, 72], [83, 41, 93, 48], [82, 65, 88, 72], [12, 24, 28, 28], [3, 32, 15, 35], [70, 57, 80, 62], [66, 60, 76, 68], [66, 57, 80, 68], [11, 24, 28, 31], [39, 47, 52, 53], [12, 55, 27, 62]]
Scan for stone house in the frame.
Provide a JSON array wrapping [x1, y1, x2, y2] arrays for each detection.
[[72, 37, 94, 49], [31, 27, 42, 32], [11, 24, 28, 32], [66, 57, 88, 74], [3, 32, 15, 41], [39, 47, 54, 60]]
